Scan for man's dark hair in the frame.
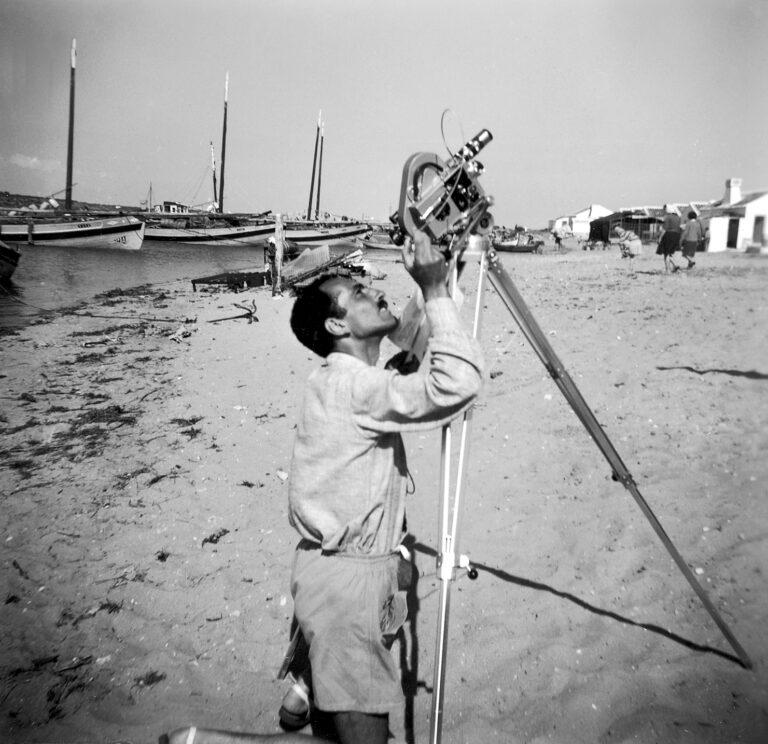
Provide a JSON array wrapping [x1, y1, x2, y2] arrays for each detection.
[[688, 210, 697, 219], [290, 274, 346, 357]]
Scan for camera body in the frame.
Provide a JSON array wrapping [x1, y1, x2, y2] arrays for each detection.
[[389, 129, 495, 255]]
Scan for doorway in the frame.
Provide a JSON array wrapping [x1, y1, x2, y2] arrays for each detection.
[[753, 216, 765, 246]]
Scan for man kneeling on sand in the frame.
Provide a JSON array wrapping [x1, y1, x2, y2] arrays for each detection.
[[159, 230, 483, 744]]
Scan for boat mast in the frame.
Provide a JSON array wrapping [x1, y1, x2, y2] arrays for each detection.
[[306, 109, 321, 220], [65, 39, 76, 211], [218, 72, 228, 213], [314, 120, 324, 220], [210, 141, 218, 210]]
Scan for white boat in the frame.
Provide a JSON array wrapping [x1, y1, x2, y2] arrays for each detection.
[[143, 214, 275, 246], [0, 41, 143, 252], [142, 75, 277, 247], [283, 221, 371, 246], [0, 216, 145, 250], [292, 113, 371, 246]]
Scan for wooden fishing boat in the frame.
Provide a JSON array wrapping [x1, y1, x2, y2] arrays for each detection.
[[0, 216, 145, 250], [143, 214, 275, 246], [142, 74, 278, 247], [0, 239, 21, 283], [0, 40, 143, 252], [294, 112, 370, 246], [283, 221, 371, 246]]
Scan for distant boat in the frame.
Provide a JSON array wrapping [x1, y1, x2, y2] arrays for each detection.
[[0, 216, 145, 250], [283, 221, 371, 246], [0, 239, 21, 283], [492, 234, 544, 254]]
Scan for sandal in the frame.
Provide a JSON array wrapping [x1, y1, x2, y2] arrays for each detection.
[[279, 681, 311, 729]]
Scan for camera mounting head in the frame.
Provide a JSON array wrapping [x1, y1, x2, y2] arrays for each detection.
[[389, 129, 495, 259]]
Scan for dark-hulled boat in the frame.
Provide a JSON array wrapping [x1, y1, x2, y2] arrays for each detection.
[[0, 239, 21, 283]]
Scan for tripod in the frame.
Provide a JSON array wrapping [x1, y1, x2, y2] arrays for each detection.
[[428, 241, 753, 744]]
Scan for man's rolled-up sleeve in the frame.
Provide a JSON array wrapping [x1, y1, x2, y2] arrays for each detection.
[[352, 297, 484, 433]]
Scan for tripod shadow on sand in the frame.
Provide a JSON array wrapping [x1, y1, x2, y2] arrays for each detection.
[[412, 541, 746, 669], [657, 365, 768, 380]]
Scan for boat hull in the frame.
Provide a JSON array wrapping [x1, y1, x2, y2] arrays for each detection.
[[492, 239, 544, 254], [144, 222, 275, 246], [359, 237, 396, 250], [0, 216, 145, 250], [283, 222, 370, 246], [0, 239, 21, 283]]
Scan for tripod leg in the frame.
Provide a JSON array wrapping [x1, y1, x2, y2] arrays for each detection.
[[429, 255, 488, 744], [484, 247, 752, 669]]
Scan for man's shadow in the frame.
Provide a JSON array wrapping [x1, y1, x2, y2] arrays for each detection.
[[410, 540, 746, 672]]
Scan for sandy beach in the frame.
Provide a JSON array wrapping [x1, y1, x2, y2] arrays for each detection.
[[1, 246, 767, 744]]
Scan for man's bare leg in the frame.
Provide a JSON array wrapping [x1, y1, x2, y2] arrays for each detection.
[[160, 726, 327, 744], [332, 712, 388, 744]]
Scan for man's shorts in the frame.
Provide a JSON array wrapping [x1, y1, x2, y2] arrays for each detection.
[[290, 541, 408, 714]]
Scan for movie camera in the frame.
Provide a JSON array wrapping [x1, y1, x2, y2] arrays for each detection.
[[389, 129, 495, 256]]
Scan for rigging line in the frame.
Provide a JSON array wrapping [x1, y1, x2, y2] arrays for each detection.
[[189, 164, 213, 205]]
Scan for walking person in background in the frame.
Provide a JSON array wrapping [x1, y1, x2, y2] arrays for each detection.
[[680, 210, 704, 270], [552, 225, 563, 251], [656, 205, 682, 272]]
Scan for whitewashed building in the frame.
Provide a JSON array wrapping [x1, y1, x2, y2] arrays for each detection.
[[550, 204, 613, 238], [704, 179, 768, 253]]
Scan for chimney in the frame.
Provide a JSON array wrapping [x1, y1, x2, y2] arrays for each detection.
[[723, 178, 742, 205]]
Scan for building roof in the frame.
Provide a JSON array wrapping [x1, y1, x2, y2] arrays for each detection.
[[728, 191, 768, 207]]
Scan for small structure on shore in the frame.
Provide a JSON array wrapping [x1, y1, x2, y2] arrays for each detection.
[[550, 204, 612, 239], [704, 179, 768, 253], [582, 178, 767, 253]]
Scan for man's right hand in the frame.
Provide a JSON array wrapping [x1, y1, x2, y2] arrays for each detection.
[[401, 230, 449, 301]]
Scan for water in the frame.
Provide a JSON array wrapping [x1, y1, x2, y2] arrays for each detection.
[[0, 240, 268, 329]]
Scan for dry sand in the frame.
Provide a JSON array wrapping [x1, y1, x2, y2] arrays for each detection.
[[1, 247, 767, 744]]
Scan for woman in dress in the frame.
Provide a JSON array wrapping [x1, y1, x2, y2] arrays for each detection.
[[656, 205, 682, 272]]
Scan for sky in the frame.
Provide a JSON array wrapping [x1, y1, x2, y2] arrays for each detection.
[[1, 0, 767, 228]]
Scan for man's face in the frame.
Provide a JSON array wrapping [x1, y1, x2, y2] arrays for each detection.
[[321, 277, 398, 339]]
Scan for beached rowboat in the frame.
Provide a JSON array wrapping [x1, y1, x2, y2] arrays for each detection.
[[0, 216, 145, 250]]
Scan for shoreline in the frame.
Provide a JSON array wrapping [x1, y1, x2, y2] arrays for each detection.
[[1, 249, 767, 743]]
